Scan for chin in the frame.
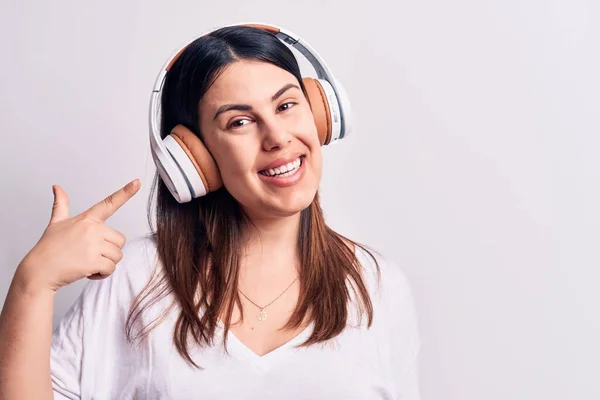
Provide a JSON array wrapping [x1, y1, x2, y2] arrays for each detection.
[[282, 190, 317, 213], [244, 185, 317, 220], [263, 187, 317, 217]]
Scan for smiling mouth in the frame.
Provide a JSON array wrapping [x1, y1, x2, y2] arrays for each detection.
[[258, 156, 304, 177]]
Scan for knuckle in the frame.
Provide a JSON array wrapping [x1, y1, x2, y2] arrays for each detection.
[[105, 262, 117, 275], [104, 195, 115, 208], [116, 232, 126, 247], [81, 211, 99, 224]]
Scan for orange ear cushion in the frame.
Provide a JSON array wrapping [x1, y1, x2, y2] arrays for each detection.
[[302, 77, 332, 145], [170, 125, 223, 193]]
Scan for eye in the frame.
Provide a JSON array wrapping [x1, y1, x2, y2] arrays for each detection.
[[278, 102, 297, 112], [227, 118, 251, 129]]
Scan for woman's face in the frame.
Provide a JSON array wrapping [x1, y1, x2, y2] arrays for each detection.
[[198, 60, 322, 220]]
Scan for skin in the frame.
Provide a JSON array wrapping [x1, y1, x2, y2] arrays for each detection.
[[198, 60, 323, 354], [199, 59, 322, 221]]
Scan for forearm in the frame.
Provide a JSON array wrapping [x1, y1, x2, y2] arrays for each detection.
[[0, 266, 55, 400]]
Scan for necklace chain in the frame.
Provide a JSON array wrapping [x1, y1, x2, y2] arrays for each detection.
[[238, 277, 298, 320]]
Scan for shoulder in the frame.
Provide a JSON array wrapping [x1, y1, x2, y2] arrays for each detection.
[[53, 234, 162, 342], [354, 245, 416, 312], [354, 245, 421, 364], [50, 235, 160, 397], [115, 234, 159, 285], [77, 234, 160, 311]]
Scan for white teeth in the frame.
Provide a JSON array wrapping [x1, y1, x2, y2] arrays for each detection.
[[261, 157, 302, 177]]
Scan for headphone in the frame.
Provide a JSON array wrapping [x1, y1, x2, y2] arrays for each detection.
[[148, 22, 353, 203]]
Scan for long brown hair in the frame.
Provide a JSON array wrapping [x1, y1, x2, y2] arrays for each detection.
[[126, 25, 380, 368]]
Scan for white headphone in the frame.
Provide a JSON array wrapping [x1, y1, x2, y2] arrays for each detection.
[[148, 22, 353, 203]]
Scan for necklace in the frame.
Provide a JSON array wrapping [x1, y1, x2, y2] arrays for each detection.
[[238, 277, 298, 321]]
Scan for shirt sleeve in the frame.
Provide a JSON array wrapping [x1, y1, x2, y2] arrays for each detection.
[[49, 236, 157, 399], [386, 260, 421, 400], [49, 265, 134, 399], [50, 285, 87, 399], [394, 301, 420, 400]]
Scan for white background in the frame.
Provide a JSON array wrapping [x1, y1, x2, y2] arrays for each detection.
[[1, 0, 598, 398]]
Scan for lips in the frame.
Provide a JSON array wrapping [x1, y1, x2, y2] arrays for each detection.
[[257, 154, 306, 187], [259, 157, 302, 177], [258, 152, 305, 173]]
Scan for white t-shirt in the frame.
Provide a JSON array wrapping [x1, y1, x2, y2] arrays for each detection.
[[50, 236, 420, 399]]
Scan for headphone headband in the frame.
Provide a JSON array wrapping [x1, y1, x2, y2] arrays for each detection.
[[151, 23, 337, 94]]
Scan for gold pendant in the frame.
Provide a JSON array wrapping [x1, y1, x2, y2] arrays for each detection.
[[257, 309, 268, 321]]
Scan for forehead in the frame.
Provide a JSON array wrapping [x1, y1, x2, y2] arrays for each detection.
[[202, 60, 299, 106]]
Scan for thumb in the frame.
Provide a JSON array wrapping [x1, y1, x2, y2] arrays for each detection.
[[49, 184, 69, 224]]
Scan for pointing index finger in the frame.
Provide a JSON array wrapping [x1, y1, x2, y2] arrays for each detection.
[[86, 179, 140, 222]]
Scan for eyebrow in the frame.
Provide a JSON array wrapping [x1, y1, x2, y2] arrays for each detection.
[[212, 83, 301, 121]]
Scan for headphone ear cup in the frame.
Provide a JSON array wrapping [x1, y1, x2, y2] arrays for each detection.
[[332, 78, 353, 139], [169, 125, 223, 195], [302, 77, 331, 145]]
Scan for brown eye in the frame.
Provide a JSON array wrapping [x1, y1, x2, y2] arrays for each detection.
[[278, 102, 297, 112], [228, 118, 251, 129]]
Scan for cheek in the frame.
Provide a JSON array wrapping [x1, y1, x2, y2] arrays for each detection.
[[212, 140, 255, 182], [298, 108, 321, 147], [311, 149, 323, 178]]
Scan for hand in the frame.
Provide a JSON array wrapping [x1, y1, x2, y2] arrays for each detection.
[[16, 179, 141, 292]]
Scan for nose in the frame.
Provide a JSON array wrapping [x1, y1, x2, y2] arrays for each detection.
[[260, 115, 293, 151]]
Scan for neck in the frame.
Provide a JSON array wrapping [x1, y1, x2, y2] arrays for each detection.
[[239, 211, 302, 278]]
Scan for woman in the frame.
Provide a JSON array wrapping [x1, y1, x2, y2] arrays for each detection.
[[0, 24, 420, 399]]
